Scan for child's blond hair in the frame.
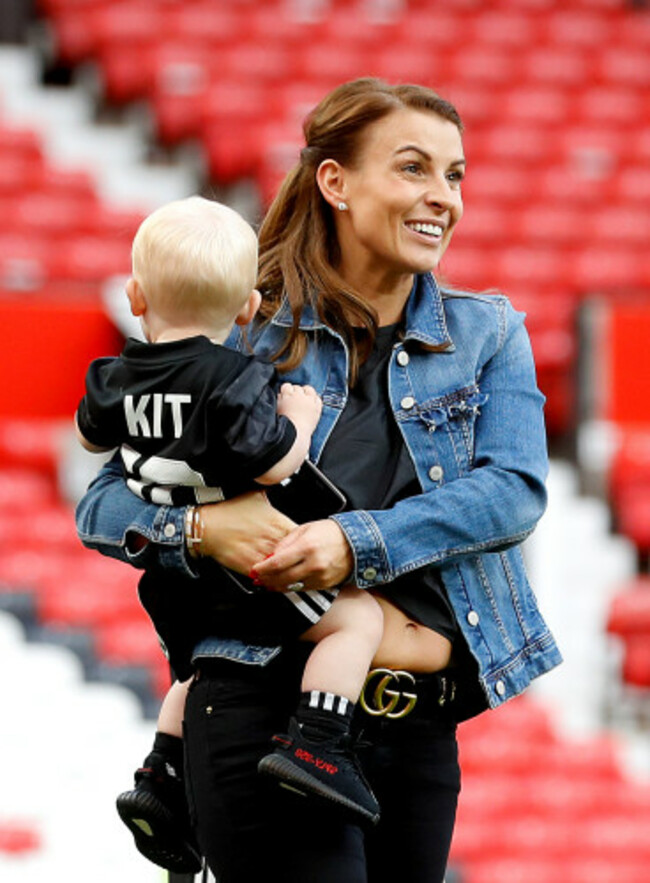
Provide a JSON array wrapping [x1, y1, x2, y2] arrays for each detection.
[[131, 196, 258, 327]]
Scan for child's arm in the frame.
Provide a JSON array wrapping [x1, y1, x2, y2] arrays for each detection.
[[255, 384, 322, 485], [74, 410, 114, 454]]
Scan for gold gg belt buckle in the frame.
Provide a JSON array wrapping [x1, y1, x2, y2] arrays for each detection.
[[360, 668, 417, 720]]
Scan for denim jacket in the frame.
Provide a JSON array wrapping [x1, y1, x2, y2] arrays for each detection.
[[76, 273, 561, 710]]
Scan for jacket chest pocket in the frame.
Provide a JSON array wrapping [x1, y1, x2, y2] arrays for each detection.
[[417, 387, 489, 478]]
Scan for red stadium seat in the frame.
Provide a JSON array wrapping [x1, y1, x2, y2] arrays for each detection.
[[148, 42, 213, 142], [612, 486, 650, 557], [516, 205, 594, 246], [372, 45, 449, 90], [0, 418, 67, 476], [578, 86, 648, 124], [521, 47, 594, 87], [496, 246, 562, 287], [570, 247, 646, 290], [597, 48, 650, 88], [607, 578, 650, 636], [57, 236, 131, 282], [0, 820, 41, 856], [469, 10, 537, 46], [448, 45, 522, 88], [612, 166, 650, 203], [169, 3, 247, 48], [466, 124, 553, 165], [543, 9, 614, 48], [503, 86, 571, 125], [590, 206, 650, 247], [392, 9, 465, 47], [462, 164, 538, 205], [217, 42, 296, 86], [444, 85, 503, 128]]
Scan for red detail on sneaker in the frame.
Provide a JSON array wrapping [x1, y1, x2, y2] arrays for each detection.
[[294, 748, 338, 775], [272, 735, 292, 747]]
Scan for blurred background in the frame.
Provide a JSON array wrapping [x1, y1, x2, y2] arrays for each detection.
[[1, 1, 649, 881]]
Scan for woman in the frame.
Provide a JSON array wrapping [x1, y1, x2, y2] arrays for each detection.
[[77, 78, 561, 882]]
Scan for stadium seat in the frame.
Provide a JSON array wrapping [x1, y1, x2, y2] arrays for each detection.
[[469, 10, 536, 46], [0, 820, 41, 856], [503, 86, 571, 125], [372, 45, 448, 89], [448, 46, 522, 87], [148, 42, 213, 143], [169, 3, 247, 47], [467, 124, 552, 165], [597, 48, 650, 88], [613, 166, 650, 202], [578, 86, 648, 125], [543, 9, 613, 47], [612, 486, 650, 557], [521, 47, 594, 87]]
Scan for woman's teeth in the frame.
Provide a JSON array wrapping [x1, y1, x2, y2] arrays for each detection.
[[408, 222, 443, 237]]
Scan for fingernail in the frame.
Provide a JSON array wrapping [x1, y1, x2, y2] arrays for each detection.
[[249, 569, 258, 580]]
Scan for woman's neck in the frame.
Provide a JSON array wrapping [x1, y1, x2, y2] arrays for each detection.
[[338, 264, 414, 327]]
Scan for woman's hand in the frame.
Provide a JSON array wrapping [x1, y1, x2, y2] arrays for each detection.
[[198, 492, 297, 575], [250, 519, 354, 592]]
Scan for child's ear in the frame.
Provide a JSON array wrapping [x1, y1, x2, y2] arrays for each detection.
[[235, 289, 262, 326], [126, 278, 146, 317]]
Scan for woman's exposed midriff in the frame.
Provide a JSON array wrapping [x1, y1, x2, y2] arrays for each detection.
[[369, 594, 454, 673]]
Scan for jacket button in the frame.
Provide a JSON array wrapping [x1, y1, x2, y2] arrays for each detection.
[[396, 350, 410, 367], [400, 395, 415, 410], [467, 610, 480, 627], [429, 465, 443, 481], [164, 523, 176, 538], [362, 567, 378, 581], [495, 680, 506, 697]]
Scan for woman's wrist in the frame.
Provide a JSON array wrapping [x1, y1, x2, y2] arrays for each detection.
[[185, 505, 206, 559]]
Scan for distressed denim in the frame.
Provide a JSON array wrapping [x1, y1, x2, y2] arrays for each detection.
[[76, 273, 562, 709]]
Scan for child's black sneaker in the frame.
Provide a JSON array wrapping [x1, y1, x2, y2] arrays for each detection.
[[116, 760, 202, 874], [257, 717, 380, 826]]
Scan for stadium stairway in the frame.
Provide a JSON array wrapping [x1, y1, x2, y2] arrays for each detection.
[[0, 608, 163, 883]]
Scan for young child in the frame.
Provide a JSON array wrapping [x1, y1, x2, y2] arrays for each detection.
[[75, 196, 383, 873]]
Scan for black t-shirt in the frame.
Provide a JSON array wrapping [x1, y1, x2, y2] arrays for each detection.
[[77, 336, 296, 505], [319, 325, 458, 642]]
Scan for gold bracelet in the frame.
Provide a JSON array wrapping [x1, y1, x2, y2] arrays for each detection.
[[185, 505, 205, 559]]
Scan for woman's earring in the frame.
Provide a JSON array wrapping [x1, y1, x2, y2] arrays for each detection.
[[337, 201, 348, 211]]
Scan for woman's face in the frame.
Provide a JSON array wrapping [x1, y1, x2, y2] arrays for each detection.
[[334, 108, 465, 288]]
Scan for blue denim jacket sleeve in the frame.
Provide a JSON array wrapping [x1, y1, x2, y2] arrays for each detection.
[[332, 299, 549, 587], [75, 453, 195, 577]]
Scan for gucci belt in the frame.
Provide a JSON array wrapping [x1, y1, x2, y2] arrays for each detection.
[[359, 668, 418, 719]]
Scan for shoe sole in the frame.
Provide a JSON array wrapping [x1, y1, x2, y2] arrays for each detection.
[[116, 789, 202, 874], [257, 754, 380, 826]]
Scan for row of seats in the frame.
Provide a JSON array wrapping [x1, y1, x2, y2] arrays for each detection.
[[450, 693, 650, 881], [0, 118, 140, 289], [41, 1, 650, 58], [0, 457, 169, 702], [82, 42, 650, 101]]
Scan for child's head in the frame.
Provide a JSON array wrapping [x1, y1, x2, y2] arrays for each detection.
[[129, 196, 259, 339]]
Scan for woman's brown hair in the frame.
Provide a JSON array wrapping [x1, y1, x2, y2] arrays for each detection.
[[257, 77, 463, 381]]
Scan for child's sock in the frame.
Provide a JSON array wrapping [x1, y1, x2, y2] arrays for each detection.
[[143, 732, 184, 779], [295, 690, 355, 740]]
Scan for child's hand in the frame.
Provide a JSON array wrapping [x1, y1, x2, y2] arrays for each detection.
[[277, 383, 322, 430]]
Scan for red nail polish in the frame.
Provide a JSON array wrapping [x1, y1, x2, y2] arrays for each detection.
[[249, 569, 258, 580]]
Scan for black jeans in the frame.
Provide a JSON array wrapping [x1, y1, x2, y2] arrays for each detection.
[[183, 645, 461, 883]]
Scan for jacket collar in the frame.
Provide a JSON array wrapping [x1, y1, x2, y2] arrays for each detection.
[[270, 273, 455, 351]]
